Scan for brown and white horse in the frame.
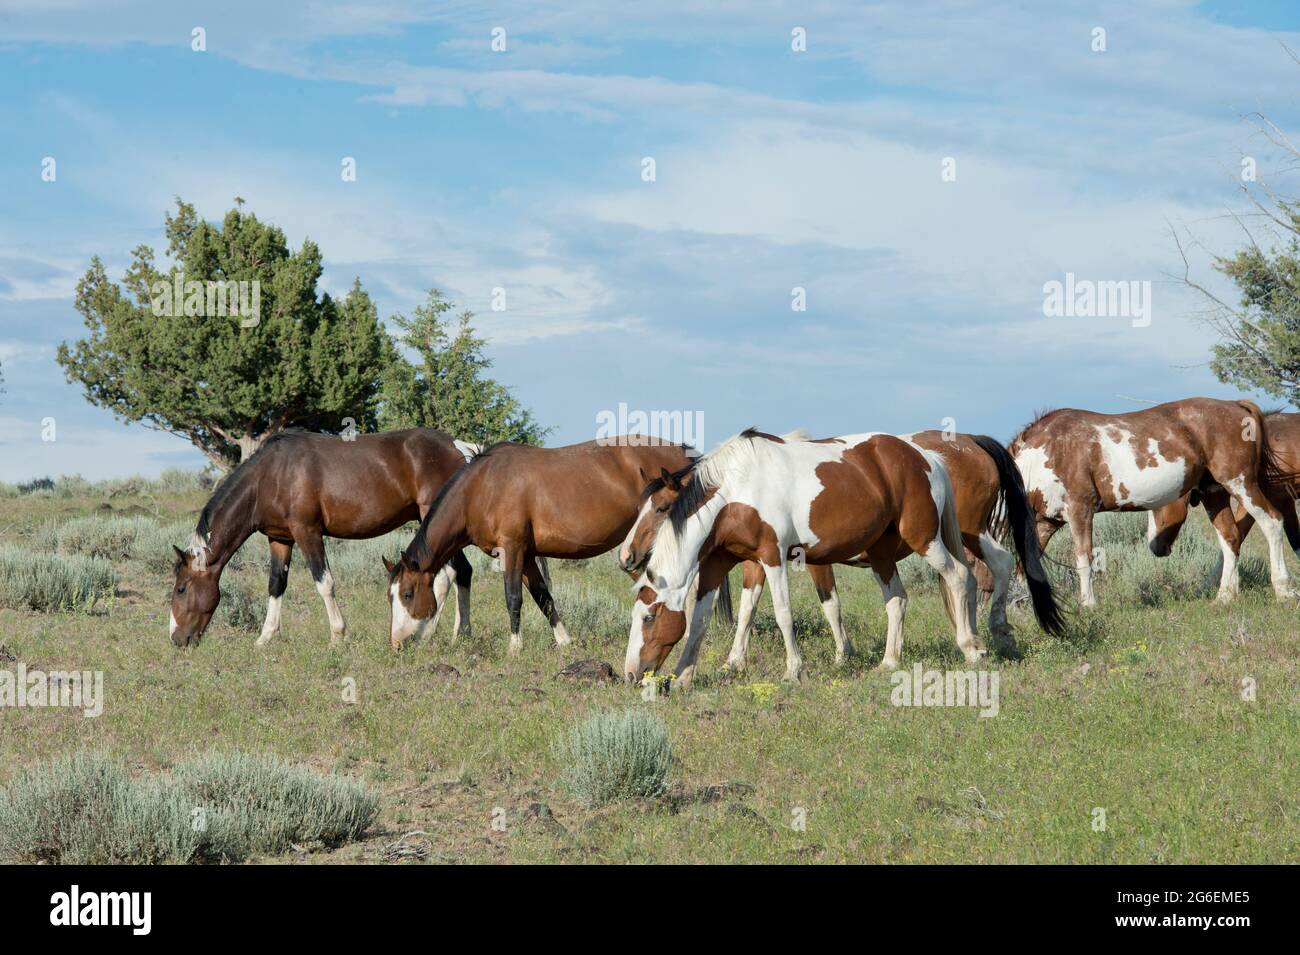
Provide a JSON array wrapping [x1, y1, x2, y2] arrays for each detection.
[[385, 438, 700, 653], [170, 429, 479, 647], [1011, 398, 1300, 606], [1147, 410, 1300, 597], [626, 429, 1009, 686], [619, 430, 1061, 681]]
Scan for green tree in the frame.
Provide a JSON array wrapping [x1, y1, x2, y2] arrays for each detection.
[[57, 199, 389, 469], [1179, 90, 1300, 403], [378, 289, 550, 445]]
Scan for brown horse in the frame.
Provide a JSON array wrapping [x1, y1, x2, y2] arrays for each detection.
[[385, 438, 699, 653], [1147, 410, 1300, 598], [625, 429, 979, 684], [1011, 398, 1300, 607], [170, 429, 479, 647], [621, 430, 1060, 684]]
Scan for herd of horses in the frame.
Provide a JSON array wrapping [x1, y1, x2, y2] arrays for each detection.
[[168, 396, 1300, 686]]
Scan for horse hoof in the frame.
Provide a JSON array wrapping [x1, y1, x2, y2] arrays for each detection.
[[873, 660, 900, 673], [255, 632, 275, 648]]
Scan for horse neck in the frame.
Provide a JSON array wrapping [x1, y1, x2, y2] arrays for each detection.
[[413, 481, 471, 572], [649, 491, 725, 597], [196, 485, 255, 572]]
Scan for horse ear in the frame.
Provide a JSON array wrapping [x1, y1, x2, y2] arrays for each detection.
[[172, 545, 189, 564], [660, 467, 678, 491], [382, 556, 396, 575], [638, 466, 649, 485]]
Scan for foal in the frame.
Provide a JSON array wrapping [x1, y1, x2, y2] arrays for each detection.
[[385, 438, 697, 653], [169, 429, 478, 647], [627, 430, 982, 685], [619, 430, 1061, 676], [1011, 398, 1299, 606]]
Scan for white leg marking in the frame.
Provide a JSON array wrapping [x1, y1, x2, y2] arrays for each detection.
[[819, 588, 854, 664], [315, 569, 346, 644], [430, 564, 454, 634], [256, 594, 282, 647], [762, 563, 802, 683], [673, 589, 718, 690], [872, 571, 908, 671], [726, 583, 763, 671]]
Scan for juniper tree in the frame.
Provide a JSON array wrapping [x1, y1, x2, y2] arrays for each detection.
[[57, 199, 389, 469]]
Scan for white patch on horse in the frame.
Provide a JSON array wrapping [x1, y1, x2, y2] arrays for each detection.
[[1014, 444, 1069, 520], [1094, 428, 1186, 508], [389, 579, 427, 645], [619, 497, 654, 566], [453, 439, 481, 463], [1146, 510, 1158, 545], [169, 610, 178, 638]]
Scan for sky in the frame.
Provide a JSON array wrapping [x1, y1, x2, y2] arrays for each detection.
[[2, 1, 1299, 480]]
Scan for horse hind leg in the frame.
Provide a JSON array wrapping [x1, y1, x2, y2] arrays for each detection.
[[257, 539, 293, 648], [298, 532, 346, 645], [971, 531, 1018, 655], [1066, 504, 1098, 608], [523, 554, 571, 648], [1200, 488, 1241, 602], [1226, 476, 1294, 599], [809, 563, 854, 665]]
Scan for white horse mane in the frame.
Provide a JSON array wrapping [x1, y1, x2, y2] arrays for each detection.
[[645, 428, 812, 589]]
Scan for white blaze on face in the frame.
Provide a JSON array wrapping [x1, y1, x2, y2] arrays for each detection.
[[619, 498, 654, 566], [389, 580, 429, 645], [624, 594, 650, 676], [1014, 445, 1069, 520], [1095, 429, 1186, 509], [1147, 509, 1158, 545], [169, 610, 178, 638]]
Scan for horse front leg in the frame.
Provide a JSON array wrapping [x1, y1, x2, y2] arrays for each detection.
[[724, 560, 765, 673], [762, 560, 803, 684], [673, 550, 736, 690], [1066, 505, 1098, 608], [498, 547, 526, 654], [256, 539, 293, 647], [450, 550, 474, 639]]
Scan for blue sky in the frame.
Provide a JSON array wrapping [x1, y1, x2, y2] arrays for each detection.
[[2, 1, 1299, 479]]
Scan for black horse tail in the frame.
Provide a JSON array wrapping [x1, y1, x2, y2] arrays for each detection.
[[971, 434, 1065, 635]]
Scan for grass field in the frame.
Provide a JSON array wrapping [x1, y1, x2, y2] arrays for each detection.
[[0, 474, 1296, 863]]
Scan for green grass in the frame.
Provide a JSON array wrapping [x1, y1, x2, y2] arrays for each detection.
[[0, 490, 1296, 863]]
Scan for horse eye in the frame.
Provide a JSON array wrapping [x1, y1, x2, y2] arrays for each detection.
[[176, 584, 186, 594], [643, 612, 655, 623], [402, 590, 414, 601], [656, 505, 669, 513]]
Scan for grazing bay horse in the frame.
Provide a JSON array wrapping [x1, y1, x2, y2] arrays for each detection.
[[627, 429, 990, 686], [1011, 398, 1300, 607], [170, 429, 479, 647], [385, 438, 698, 653], [1147, 410, 1300, 598], [619, 430, 1062, 679]]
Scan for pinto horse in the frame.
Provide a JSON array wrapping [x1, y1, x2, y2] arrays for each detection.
[[1147, 410, 1300, 598], [385, 438, 700, 653], [170, 429, 479, 647], [1011, 398, 1300, 607], [626, 429, 999, 686], [619, 430, 1061, 681]]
